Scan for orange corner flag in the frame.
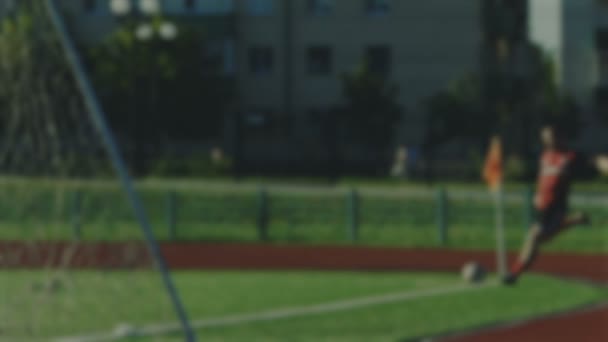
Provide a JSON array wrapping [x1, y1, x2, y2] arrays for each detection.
[[483, 136, 503, 192]]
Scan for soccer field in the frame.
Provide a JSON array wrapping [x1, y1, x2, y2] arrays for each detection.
[[139, 273, 608, 342], [5, 271, 605, 341]]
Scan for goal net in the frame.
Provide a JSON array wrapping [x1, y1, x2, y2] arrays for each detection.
[[0, 1, 193, 340]]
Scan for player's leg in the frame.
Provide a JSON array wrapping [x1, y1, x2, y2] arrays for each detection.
[[504, 209, 579, 285], [565, 212, 590, 226], [504, 224, 543, 285], [540, 211, 589, 243]]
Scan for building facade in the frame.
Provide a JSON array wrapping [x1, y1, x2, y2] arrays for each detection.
[[0, 0, 488, 174], [232, 0, 481, 147], [529, 0, 608, 148], [50, 0, 481, 148]]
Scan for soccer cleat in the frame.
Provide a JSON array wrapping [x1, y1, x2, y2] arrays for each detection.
[[502, 273, 519, 286], [580, 213, 591, 227], [573, 212, 591, 227]]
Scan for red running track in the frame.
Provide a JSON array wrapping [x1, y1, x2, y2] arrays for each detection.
[[443, 303, 608, 342], [159, 243, 608, 283], [0, 242, 605, 282]]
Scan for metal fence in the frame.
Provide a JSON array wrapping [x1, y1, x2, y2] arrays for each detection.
[[1, 181, 606, 251]]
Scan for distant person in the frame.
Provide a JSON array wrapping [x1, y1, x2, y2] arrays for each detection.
[[210, 147, 224, 165], [503, 125, 608, 285], [390, 145, 408, 179]]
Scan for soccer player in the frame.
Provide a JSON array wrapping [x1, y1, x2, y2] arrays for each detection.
[[503, 125, 608, 285]]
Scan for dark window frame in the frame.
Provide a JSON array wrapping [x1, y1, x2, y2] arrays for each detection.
[[248, 45, 275, 76], [184, 0, 196, 11], [246, 0, 275, 16], [365, 0, 390, 16], [243, 108, 288, 139], [365, 45, 392, 75], [307, 45, 333, 76], [307, 0, 334, 16], [82, 0, 97, 13]]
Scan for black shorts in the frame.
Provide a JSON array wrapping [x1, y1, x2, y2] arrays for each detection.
[[537, 205, 567, 236]]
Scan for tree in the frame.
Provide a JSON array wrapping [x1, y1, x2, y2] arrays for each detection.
[[332, 67, 403, 151], [424, 44, 581, 180], [525, 46, 581, 139], [87, 20, 234, 174], [424, 74, 488, 149], [0, 2, 89, 176]]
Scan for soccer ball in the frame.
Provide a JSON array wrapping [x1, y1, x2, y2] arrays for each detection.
[[461, 261, 486, 284]]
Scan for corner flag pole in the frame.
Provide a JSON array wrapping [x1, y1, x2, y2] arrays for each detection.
[[494, 184, 507, 277], [483, 136, 508, 278]]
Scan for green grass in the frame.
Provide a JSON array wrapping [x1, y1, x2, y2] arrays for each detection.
[[1, 271, 606, 341], [176, 274, 607, 342]]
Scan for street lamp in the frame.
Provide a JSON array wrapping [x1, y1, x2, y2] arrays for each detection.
[[140, 0, 161, 15], [111, 0, 161, 16], [135, 22, 178, 42], [111, 0, 178, 42], [135, 23, 154, 41], [109, 0, 178, 174], [159, 22, 178, 41], [110, 0, 131, 17]]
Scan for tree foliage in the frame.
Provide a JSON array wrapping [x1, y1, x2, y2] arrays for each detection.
[[425, 44, 581, 153], [0, 2, 92, 175], [332, 67, 403, 150], [88, 20, 234, 144], [424, 74, 487, 148]]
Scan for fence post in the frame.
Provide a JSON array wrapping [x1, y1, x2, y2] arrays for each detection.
[[71, 190, 82, 240], [347, 189, 359, 242], [436, 187, 448, 246], [524, 185, 534, 230], [256, 187, 269, 241], [167, 191, 178, 241]]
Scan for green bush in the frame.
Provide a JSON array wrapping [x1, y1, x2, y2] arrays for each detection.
[[150, 154, 232, 178], [504, 155, 526, 181]]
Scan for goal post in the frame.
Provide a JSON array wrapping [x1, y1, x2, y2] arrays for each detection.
[[0, 1, 196, 340]]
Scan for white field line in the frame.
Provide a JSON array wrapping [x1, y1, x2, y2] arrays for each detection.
[[55, 281, 498, 342]]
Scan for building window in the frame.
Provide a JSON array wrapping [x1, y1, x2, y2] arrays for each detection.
[[308, 0, 334, 15], [247, 0, 274, 16], [365, 45, 391, 75], [249, 46, 275, 75], [307, 46, 332, 75], [184, 0, 196, 11], [200, 0, 234, 14], [596, 30, 608, 84], [204, 39, 236, 75], [600, 51, 608, 85], [365, 0, 390, 16], [223, 40, 236, 75], [82, 0, 97, 13], [243, 109, 287, 139], [1, 0, 15, 13]]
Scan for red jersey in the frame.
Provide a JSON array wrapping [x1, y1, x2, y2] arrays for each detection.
[[535, 150, 576, 210]]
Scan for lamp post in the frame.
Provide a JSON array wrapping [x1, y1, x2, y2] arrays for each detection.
[[109, 0, 178, 174], [109, 0, 131, 17]]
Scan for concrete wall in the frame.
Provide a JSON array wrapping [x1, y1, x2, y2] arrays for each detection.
[[0, 0, 481, 150], [235, 0, 481, 145], [529, 0, 608, 149], [562, 0, 597, 112], [530, 0, 598, 111], [529, 0, 563, 82], [57, 0, 238, 44], [234, 0, 287, 112]]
